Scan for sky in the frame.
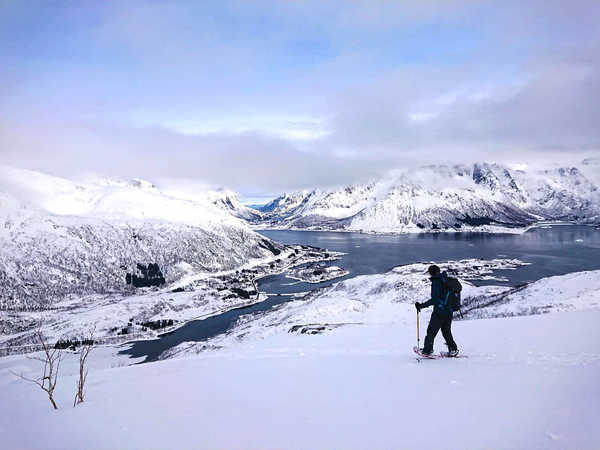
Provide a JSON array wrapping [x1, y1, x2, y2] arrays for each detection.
[[1, 0, 599, 203]]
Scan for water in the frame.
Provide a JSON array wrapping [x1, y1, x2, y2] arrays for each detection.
[[122, 225, 600, 361], [259, 225, 600, 290]]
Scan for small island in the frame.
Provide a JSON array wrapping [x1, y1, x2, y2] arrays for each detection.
[[286, 262, 349, 284]]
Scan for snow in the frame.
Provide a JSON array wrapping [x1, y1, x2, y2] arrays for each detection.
[[0, 166, 287, 311], [285, 262, 349, 283], [1, 164, 599, 448], [254, 162, 600, 233], [1, 265, 599, 448], [0, 242, 338, 355], [1, 299, 599, 449], [465, 270, 600, 318], [0, 165, 242, 228], [162, 258, 528, 357]]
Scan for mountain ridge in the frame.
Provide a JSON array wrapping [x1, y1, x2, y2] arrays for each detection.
[[246, 162, 600, 233], [0, 166, 283, 309]]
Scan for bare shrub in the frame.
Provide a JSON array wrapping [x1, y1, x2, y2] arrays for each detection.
[[12, 327, 63, 410], [73, 328, 95, 407]]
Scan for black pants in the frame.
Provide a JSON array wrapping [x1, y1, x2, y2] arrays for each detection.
[[423, 312, 457, 353]]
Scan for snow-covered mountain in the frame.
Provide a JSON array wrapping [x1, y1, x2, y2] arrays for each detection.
[[0, 166, 283, 309], [255, 162, 600, 232], [581, 157, 600, 185], [206, 190, 264, 222]]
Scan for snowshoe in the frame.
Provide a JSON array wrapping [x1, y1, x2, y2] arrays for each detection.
[[413, 346, 438, 359], [440, 349, 467, 358]]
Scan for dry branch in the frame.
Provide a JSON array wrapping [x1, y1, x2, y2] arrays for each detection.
[[11, 326, 63, 410], [73, 327, 95, 407]]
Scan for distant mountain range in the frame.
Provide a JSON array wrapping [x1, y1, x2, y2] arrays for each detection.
[[236, 162, 600, 233]]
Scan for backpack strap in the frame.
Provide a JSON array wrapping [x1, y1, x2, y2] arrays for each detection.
[[438, 274, 449, 310]]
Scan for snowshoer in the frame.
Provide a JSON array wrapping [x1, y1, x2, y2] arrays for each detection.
[[415, 264, 459, 356]]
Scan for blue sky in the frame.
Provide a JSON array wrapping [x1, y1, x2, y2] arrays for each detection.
[[1, 2, 490, 125], [1, 1, 599, 201]]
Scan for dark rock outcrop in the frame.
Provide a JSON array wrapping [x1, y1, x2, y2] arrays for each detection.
[[230, 288, 257, 299], [258, 238, 281, 256], [126, 263, 166, 288], [288, 323, 346, 335]]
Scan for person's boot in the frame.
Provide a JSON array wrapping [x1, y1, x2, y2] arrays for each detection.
[[447, 348, 459, 357], [420, 347, 433, 356]]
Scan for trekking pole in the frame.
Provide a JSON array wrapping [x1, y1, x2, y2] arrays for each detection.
[[416, 309, 420, 349]]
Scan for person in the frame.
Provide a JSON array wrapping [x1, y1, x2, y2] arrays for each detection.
[[415, 264, 459, 356]]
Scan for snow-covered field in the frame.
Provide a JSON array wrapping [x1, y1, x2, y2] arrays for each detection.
[[1, 269, 599, 449]]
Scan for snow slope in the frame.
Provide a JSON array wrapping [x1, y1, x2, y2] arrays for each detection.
[[0, 166, 283, 309], [0, 244, 337, 355], [166, 261, 600, 358], [256, 162, 600, 233], [581, 157, 600, 185], [207, 189, 264, 222], [0, 165, 243, 227], [1, 272, 599, 449], [463, 270, 600, 318]]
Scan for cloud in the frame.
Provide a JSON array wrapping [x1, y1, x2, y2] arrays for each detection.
[[318, 44, 600, 161], [0, 118, 388, 193], [0, 0, 599, 194]]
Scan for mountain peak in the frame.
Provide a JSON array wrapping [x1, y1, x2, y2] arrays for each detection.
[[249, 162, 600, 232]]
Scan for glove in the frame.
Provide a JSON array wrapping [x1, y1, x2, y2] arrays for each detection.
[[415, 302, 422, 312]]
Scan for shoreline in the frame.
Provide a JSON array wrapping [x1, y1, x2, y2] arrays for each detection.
[[253, 220, 597, 236], [3, 223, 597, 358], [0, 244, 343, 358]]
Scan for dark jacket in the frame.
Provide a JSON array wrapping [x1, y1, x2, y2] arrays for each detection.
[[421, 271, 451, 314]]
